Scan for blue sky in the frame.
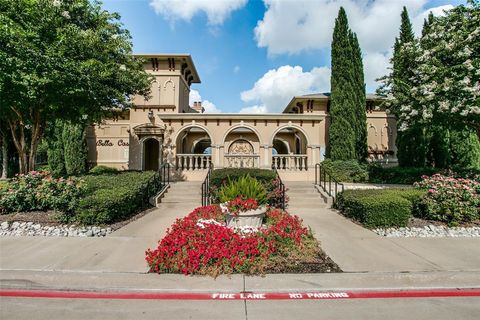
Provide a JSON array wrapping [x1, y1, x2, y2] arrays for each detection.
[[102, 0, 466, 113]]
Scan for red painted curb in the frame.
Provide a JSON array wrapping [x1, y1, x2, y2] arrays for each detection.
[[1, 288, 480, 300]]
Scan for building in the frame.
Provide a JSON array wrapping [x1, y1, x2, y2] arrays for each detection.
[[86, 54, 397, 181]]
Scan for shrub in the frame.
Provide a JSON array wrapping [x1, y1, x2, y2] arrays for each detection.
[[211, 168, 276, 186], [145, 205, 318, 276], [336, 189, 416, 228], [0, 171, 84, 214], [218, 175, 268, 205], [415, 174, 479, 224], [63, 123, 88, 176], [89, 165, 120, 175], [321, 159, 368, 183], [46, 120, 66, 177], [74, 171, 157, 224], [210, 168, 287, 207], [367, 165, 438, 184]]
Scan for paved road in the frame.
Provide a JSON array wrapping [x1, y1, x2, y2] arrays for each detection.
[[1, 270, 480, 320], [2, 296, 479, 320]]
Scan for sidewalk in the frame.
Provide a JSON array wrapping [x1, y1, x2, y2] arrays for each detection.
[[286, 181, 480, 273]]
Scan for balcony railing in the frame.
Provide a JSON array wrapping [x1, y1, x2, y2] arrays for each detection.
[[176, 154, 212, 170], [272, 155, 308, 171], [224, 154, 260, 168]]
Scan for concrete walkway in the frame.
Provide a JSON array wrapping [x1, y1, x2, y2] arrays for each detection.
[[286, 181, 480, 273], [0, 181, 202, 273]]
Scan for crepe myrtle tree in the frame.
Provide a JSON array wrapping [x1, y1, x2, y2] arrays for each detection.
[[0, 0, 151, 174], [393, 1, 480, 140]]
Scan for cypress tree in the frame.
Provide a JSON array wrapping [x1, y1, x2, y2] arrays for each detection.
[[391, 7, 427, 167], [63, 122, 88, 176], [329, 7, 356, 160], [349, 32, 367, 161], [47, 120, 66, 177]]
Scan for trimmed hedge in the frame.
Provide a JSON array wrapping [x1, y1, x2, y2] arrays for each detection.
[[74, 171, 158, 225], [336, 188, 425, 228], [321, 159, 368, 183], [89, 165, 120, 175], [367, 166, 437, 184], [210, 168, 276, 187]]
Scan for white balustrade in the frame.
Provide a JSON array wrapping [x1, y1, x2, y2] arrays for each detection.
[[176, 154, 212, 170], [224, 154, 260, 168], [272, 155, 308, 171]]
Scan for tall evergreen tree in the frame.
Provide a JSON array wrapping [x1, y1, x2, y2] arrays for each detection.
[[384, 6, 427, 166], [329, 7, 356, 160], [47, 120, 65, 177], [349, 32, 367, 161], [63, 122, 88, 176]]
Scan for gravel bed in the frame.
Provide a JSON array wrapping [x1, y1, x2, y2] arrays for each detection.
[[0, 221, 112, 237], [373, 224, 480, 238]]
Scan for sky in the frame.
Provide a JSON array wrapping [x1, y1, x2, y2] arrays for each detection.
[[102, 0, 467, 113]]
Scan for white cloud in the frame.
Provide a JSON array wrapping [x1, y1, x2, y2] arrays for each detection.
[[239, 105, 268, 114], [240, 65, 330, 113], [254, 0, 454, 90], [189, 89, 222, 113], [150, 0, 247, 25]]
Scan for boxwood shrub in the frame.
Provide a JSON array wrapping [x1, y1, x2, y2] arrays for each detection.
[[73, 171, 158, 225], [335, 188, 425, 228]]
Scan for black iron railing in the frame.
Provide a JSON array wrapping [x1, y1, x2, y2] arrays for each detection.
[[315, 163, 344, 203], [201, 162, 214, 206], [141, 163, 170, 207], [274, 168, 286, 210]]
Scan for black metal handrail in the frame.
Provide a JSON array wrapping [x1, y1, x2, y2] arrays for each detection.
[[201, 162, 214, 206], [315, 163, 344, 203], [273, 168, 286, 210], [140, 163, 170, 207]]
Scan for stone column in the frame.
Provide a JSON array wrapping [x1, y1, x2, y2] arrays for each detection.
[[260, 144, 272, 169], [214, 144, 223, 168]]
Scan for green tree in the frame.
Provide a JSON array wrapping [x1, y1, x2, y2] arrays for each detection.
[[379, 7, 427, 167], [63, 122, 88, 176], [46, 120, 66, 177], [349, 32, 367, 161], [329, 7, 356, 160], [0, 0, 151, 174], [450, 127, 480, 169], [394, 1, 480, 141]]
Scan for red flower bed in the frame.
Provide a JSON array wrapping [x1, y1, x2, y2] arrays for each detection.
[[145, 205, 321, 276]]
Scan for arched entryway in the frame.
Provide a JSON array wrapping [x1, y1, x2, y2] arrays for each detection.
[[175, 126, 212, 170], [271, 126, 308, 171], [143, 138, 160, 171]]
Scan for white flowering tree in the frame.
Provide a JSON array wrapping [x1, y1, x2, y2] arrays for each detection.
[[398, 1, 480, 140], [0, 0, 151, 173]]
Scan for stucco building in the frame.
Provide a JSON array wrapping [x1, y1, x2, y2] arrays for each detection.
[[87, 54, 397, 181]]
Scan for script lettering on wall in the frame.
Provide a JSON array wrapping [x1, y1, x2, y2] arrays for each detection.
[[96, 139, 129, 147]]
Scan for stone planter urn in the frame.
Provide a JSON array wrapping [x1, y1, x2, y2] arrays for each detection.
[[225, 207, 266, 228]]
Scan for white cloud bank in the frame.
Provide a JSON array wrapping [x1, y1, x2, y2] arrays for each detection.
[[240, 65, 330, 113], [254, 0, 454, 90], [189, 89, 222, 113], [150, 0, 247, 25]]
